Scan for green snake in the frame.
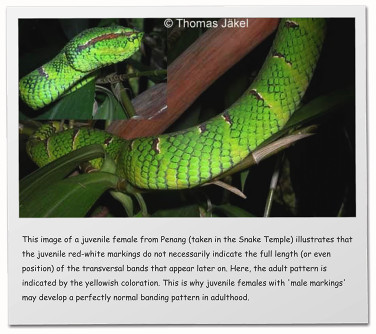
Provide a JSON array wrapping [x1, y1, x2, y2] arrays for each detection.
[[19, 26, 144, 110], [25, 18, 326, 191]]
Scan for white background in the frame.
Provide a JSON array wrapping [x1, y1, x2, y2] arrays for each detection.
[[0, 0, 374, 333]]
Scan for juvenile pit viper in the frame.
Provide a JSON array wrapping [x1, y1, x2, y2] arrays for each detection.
[[19, 25, 144, 110], [25, 18, 326, 191]]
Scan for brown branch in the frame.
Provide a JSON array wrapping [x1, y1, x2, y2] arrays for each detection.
[[107, 18, 279, 139]]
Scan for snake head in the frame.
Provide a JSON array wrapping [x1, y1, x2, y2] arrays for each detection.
[[64, 26, 144, 72]]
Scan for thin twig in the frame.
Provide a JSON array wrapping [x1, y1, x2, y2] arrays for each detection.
[[134, 193, 148, 217], [96, 70, 167, 84]]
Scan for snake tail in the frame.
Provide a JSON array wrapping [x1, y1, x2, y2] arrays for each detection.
[[19, 26, 144, 110], [27, 18, 326, 192]]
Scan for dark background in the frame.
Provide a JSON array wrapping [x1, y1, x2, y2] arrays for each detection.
[[19, 18, 356, 217]]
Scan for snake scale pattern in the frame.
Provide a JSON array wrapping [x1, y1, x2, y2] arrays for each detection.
[[19, 26, 143, 110], [25, 18, 326, 191]]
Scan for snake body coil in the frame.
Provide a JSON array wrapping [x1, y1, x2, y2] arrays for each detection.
[[19, 26, 143, 110], [26, 19, 326, 191]]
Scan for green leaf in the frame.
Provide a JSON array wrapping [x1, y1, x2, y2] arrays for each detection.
[[286, 87, 355, 128], [110, 191, 134, 217], [240, 169, 250, 193], [20, 144, 106, 204], [99, 156, 117, 174], [94, 86, 127, 120], [260, 87, 355, 149], [134, 193, 149, 217], [213, 204, 255, 217], [152, 205, 201, 217], [20, 172, 120, 218]]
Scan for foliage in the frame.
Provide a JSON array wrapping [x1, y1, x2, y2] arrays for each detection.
[[18, 18, 356, 217]]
